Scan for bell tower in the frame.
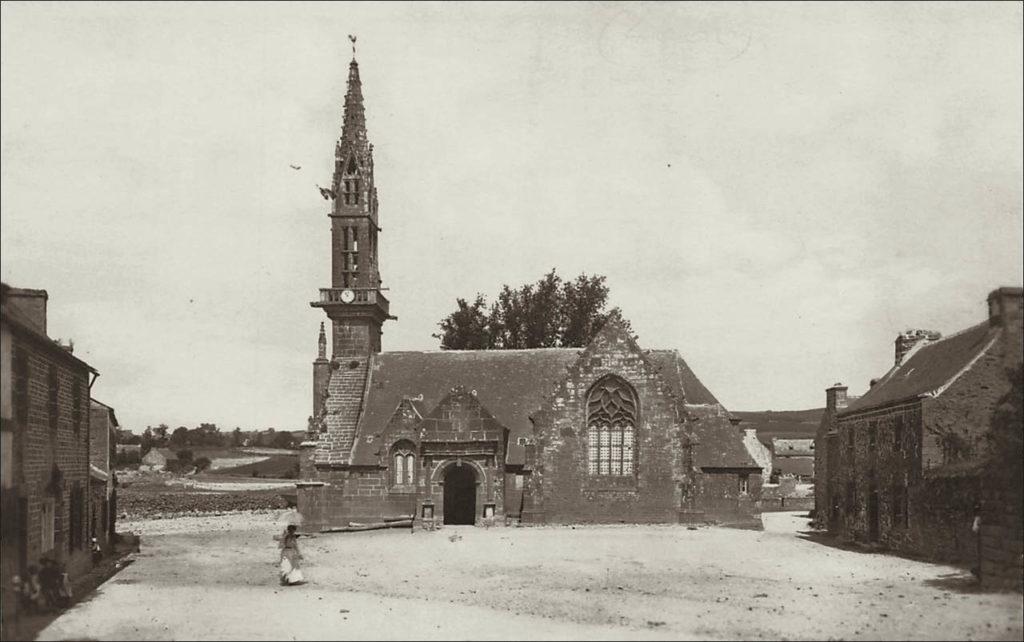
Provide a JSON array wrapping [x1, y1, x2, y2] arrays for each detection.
[[311, 44, 394, 357]]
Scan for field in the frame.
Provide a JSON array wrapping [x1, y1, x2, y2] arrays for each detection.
[[116, 469, 296, 519]]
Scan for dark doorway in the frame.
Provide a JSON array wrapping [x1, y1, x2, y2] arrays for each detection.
[[443, 464, 477, 525], [868, 488, 880, 542]]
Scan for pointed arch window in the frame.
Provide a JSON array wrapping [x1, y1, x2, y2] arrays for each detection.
[[391, 441, 416, 487], [586, 375, 638, 476]]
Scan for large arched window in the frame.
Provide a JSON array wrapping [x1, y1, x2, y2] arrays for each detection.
[[586, 375, 638, 476], [391, 441, 416, 486]]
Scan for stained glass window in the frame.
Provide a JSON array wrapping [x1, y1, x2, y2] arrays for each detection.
[[586, 376, 638, 477]]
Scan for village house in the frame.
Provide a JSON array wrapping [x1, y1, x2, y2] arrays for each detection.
[[294, 55, 764, 531], [89, 400, 118, 553], [769, 437, 815, 482], [140, 447, 175, 472], [817, 286, 1023, 588], [0, 283, 101, 590]]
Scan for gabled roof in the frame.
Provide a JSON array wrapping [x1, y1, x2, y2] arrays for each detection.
[[347, 346, 726, 467], [350, 349, 579, 466], [687, 403, 761, 469], [841, 321, 1000, 415]]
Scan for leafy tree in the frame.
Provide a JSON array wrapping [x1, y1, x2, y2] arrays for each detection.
[[231, 427, 243, 447], [272, 431, 296, 450], [193, 457, 212, 472], [170, 426, 189, 447], [176, 449, 194, 463], [434, 269, 632, 350]]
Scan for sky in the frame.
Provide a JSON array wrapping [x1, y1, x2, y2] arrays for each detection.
[[2, 2, 1022, 432]]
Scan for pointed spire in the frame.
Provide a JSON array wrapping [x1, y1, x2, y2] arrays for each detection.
[[317, 322, 327, 360], [341, 42, 366, 147]]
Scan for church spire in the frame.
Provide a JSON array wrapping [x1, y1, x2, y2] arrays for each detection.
[[340, 52, 367, 148], [317, 322, 327, 360]]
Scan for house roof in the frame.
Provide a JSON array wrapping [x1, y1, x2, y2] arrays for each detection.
[[1, 296, 99, 375], [771, 455, 814, 477], [688, 403, 761, 469], [771, 438, 815, 456], [841, 321, 1000, 415], [90, 399, 119, 428], [348, 347, 726, 467]]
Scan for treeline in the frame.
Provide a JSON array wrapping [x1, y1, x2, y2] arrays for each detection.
[[115, 423, 302, 454]]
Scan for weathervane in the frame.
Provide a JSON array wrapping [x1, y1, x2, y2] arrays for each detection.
[[348, 34, 357, 59]]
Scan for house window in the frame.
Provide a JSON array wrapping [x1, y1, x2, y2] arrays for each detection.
[[894, 416, 904, 451], [514, 474, 524, 490], [586, 375, 638, 476], [48, 365, 59, 432], [868, 420, 877, 449], [891, 482, 904, 527], [739, 474, 749, 494], [41, 498, 55, 553], [72, 379, 83, 434], [13, 346, 29, 425]]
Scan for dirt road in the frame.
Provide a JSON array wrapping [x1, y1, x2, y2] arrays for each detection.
[[37, 512, 1023, 640]]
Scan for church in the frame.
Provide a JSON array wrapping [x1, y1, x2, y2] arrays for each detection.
[[296, 53, 763, 530]]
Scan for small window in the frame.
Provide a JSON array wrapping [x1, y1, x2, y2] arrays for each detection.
[[48, 365, 59, 432], [738, 474, 749, 494], [72, 379, 83, 434], [393, 454, 404, 485], [514, 474, 524, 490], [13, 347, 29, 425], [894, 416, 904, 450], [868, 421, 877, 449]]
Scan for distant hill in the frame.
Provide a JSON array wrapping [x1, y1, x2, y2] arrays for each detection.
[[732, 408, 824, 445]]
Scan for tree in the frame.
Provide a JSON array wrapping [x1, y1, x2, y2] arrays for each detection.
[[231, 427, 243, 447], [193, 457, 212, 473], [170, 426, 189, 447], [434, 269, 632, 350], [272, 431, 295, 450]]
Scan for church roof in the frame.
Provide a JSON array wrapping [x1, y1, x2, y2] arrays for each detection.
[[841, 321, 1000, 415], [348, 347, 724, 467]]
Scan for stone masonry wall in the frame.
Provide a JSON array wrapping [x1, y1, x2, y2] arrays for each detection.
[[11, 335, 93, 579], [526, 328, 689, 524]]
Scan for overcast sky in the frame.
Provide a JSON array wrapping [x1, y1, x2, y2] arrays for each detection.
[[2, 2, 1021, 432]]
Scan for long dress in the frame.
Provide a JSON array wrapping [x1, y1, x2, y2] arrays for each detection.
[[278, 532, 305, 586]]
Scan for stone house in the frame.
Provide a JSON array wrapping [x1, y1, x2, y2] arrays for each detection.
[[295, 55, 763, 530], [818, 287, 1022, 572], [140, 447, 174, 471], [770, 437, 815, 482], [1, 283, 99, 589], [89, 400, 118, 552]]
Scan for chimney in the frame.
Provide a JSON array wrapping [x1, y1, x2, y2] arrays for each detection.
[[987, 287, 1023, 328], [989, 286, 1024, 367], [3, 287, 49, 335], [826, 383, 848, 413], [894, 328, 941, 366]]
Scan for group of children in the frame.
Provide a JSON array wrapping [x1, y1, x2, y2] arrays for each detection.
[[11, 557, 74, 614]]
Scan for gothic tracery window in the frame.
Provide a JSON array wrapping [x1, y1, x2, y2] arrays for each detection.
[[586, 375, 638, 476]]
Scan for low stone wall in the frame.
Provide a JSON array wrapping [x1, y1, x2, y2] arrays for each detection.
[[759, 497, 814, 513]]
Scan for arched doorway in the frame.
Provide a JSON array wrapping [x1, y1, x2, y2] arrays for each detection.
[[443, 464, 477, 525]]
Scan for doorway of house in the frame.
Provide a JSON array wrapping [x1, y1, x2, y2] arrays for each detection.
[[443, 464, 477, 525]]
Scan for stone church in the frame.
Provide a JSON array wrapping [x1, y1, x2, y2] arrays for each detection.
[[296, 55, 762, 529]]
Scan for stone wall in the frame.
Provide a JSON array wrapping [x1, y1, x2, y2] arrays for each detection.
[[527, 329, 691, 524], [980, 473, 1024, 592], [9, 335, 93, 578]]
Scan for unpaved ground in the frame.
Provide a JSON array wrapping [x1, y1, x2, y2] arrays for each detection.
[[38, 512, 1023, 641]]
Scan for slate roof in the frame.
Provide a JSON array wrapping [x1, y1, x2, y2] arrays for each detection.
[[347, 347, 731, 467], [687, 403, 761, 469], [841, 321, 1000, 415]]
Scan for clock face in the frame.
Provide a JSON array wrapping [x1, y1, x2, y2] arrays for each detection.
[[340, 289, 356, 303]]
